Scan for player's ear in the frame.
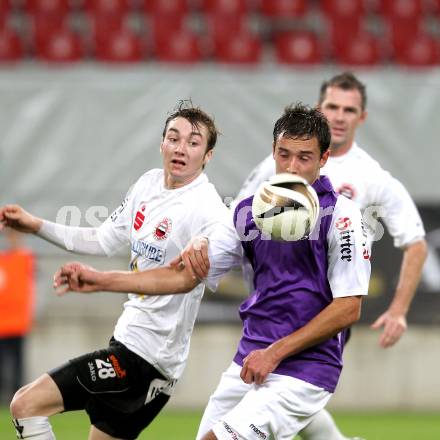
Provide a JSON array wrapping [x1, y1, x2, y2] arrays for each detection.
[[159, 140, 164, 154], [319, 150, 330, 168], [203, 149, 213, 166], [272, 141, 276, 158], [359, 110, 368, 124]]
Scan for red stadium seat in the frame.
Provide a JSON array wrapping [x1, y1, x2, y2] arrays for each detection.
[[88, 13, 125, 49], [333, 32, 382, 66], [30, 13, 67, 51], [143, 0, 188, 16], [36, 29, 84, 62], [201, 0, 248, 15], [394, 33, 440, 66], [326, 15, 364, 55], [261, 0, 307, 18], [95, 29, 144, 62], [155, 30, 202, 63], [84, 0, 129, 15], [150, 13, 185, 49], [275, 31, 322, 65], [379, 0, 423, 18], [0, 28, 24, 62], [204, 12, 246, 52], [213, 32, 262, 64], [25, 0, 70, 15], [321, 0, 365, 19]]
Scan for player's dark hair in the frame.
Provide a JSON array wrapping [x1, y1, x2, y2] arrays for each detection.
[[163, 100, 218, 153], [319, 71, 367, 111], [273, 103, 331, 156]]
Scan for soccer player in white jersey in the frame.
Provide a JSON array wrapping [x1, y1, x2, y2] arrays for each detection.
[[54, 103, 371, 440], [233, 72, 428, 440], [0, 102, 235, 440]]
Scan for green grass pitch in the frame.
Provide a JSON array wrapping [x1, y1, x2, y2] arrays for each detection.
[[1, 407, 439, 439]]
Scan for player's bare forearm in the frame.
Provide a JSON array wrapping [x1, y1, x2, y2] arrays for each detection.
[[99, 266, 200, 295], [268, 296, 362, 363], [54, 262, 200, 296], [241, 296, 362, 384], [390, 239, 427, 315], [371, 239, 428, 348]]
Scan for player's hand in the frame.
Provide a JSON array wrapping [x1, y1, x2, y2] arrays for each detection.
[[0, 204, 42, 233], [53, 262, 102, 295], [240, 348, 280, 385], [169, 236, 210, 281], [371, 310, 407, 348]]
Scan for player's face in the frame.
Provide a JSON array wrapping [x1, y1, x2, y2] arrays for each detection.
[[160, 117, 213, 189], [273, 135, 329, 184], [319, 86, 367, 154]]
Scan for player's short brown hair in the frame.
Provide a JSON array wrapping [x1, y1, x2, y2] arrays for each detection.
[[163, 100, 219, 153], [319, 71, 367, 111]]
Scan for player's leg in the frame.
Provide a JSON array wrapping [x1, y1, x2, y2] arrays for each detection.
[[210, 374, 332, 440], [88, 426, 125, 440], [10, 373, 63, 439], [196, 362, 251, 440], [299, 408, 364, 440]]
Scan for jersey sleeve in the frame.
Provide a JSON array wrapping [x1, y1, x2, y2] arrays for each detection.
[[327, 196, 371, 298], [204, 210, 243, 292], [369, 172, 425, 248], [96, 183, 136, 256]]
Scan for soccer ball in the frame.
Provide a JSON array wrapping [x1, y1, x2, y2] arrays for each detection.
[[252, 173, 320, 241]]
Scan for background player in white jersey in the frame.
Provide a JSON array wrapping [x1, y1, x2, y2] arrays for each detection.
[[233, 72, 428, 440], [0, 102, 236, 440], [54, 103, 371, 440]]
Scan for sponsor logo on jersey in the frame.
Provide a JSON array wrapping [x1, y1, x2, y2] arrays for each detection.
[[222, 422, 240, 440], [131, 240, 165, 264], [337, 183, 356, 200], [111, 197, 129, 222], [134, 203, 147, 231], [361, 220, 370, 260], [336, 217, 354, 261], [109, 354, 127, 378], [153, 217, 172, 240], [249, 424, 267, 439]]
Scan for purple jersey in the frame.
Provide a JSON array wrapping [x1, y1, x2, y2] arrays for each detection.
[[233, 176, 355, 393]]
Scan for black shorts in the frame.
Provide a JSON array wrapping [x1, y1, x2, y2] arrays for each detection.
[[49, 338, 172, 439]]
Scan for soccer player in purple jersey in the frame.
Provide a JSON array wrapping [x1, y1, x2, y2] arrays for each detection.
[[55, 103, 371, 440]]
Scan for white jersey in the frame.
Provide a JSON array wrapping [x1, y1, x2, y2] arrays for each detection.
[[97, 169, 233, 380], [235, 143, 425, 248]]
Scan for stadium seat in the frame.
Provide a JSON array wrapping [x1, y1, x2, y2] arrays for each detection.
[[261, 0, 307, 18], [0, 28, 24, 62], [88, 12, 125, 49], [321, 0, 365, 19], [143, 0, 188, 16], [95, 28, 143, 62], [84, 0, 130, 15], [29, 13, 68, 52], [204, 12, 246, 52], [326, 15, 364, 55], [333, 32, 382, 66], [379, 0, 423, 18], [25, 0, 70, 15], [213, 32, 262, 64], [35, 29, 84, 62], [150, 13, 185, 49], [275, 31, 322, 65], [201, 0, 248, 15], [155, 29, 202, 63], [393, 33, 440, 66]]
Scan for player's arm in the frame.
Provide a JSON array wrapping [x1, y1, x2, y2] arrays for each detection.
[[54, 261, 199, 296], [369, 176, 428, 347], [371, 238, 427, 347], [0, 204, 42, 233]]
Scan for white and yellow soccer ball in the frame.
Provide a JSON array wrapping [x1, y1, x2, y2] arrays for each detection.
[[252, 173, 320, 241]]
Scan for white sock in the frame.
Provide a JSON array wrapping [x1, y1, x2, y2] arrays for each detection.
[[299, 409, 348, 440], [12, 417, 56, 439]]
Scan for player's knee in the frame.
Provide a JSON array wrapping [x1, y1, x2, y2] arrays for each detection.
[[10, 385, 36, 418]]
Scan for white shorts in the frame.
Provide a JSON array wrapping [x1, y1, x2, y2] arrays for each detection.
[[196, 362, 332, 440]]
